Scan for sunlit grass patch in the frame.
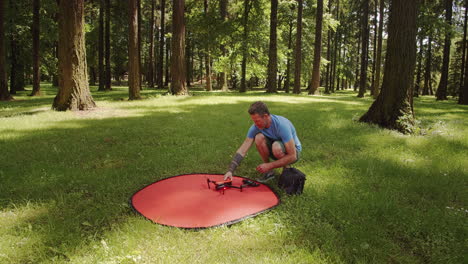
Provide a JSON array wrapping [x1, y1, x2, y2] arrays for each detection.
[[0, 85, 466, 263]]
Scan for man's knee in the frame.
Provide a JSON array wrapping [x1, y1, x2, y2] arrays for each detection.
[[272, 141, 286, 159], [254, 133, 266, 145]]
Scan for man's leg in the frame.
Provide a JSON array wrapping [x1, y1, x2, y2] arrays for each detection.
[[255, 133, 275, 182], [254, 133, 271, 163]]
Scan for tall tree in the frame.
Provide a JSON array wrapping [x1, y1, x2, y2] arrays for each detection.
[[171, 0, 187, 95], [239, 0, 251, 93], [461, 0, 468, 105], [158, 0, 166, 89], [293, 0, 303, 94], [128, 0, 141, 100], [9, 0, 25, 94], [98, 0, 105, 91], [324, 0, 332, 94], [359, 0, 419, 133], [30, 0, 41, 96], [309, 0, 323, 95], [265, 0, 278, 93], [0, 0, 11, 101], [105, 0, 111, 91], [373, 0, 385, 98], [357, 0, 370, 97], [218, 0, 228, 91], [147, 0, 155, 88], [459, 0, 468, 91], [53, 0, 95, 111], [422, 36, 433, 95], [435, 0, 453, 100], [204, 0, 212, 91]]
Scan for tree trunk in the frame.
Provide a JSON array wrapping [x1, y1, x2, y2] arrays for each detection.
[[423, 35, 432, 95], [370, 0, 378, 97], [240, 0, 251, 93], [284, 20, 293, 93], [158, 0, 166, 89], [186, 30, 191, 87], [293, 0, 303, 94], [265, 0, 278, 93], [359, 0, 419, 134], [53, 0, 95, 111], [137, 0, 144, 91], [0, 0, 11, 101], [128, 0, 141, 100], [436, 0, 453, 101], [415, 35, 423, 97], [105, 0, 111, 91], [325, 0, 332, 94], [460, 0, 468, 91], [165, 36, 170, 87], [204, 0, 213, 91], [170, 0, 187, 95], [31, 0, 41, 96], [310, 0, 323, 95], [218, 0, 228, 91], [98, 0, 105, 91], [147, 0, 155, 88], [374, 0, 384, 98], [357, 0, 369, 97]]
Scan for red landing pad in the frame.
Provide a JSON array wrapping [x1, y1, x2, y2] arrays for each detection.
[[130, 174, 280, 229]]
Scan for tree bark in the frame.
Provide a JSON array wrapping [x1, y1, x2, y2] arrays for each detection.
[[415, 35, 423, 96], [158, 0, 166, 89], [459, 0, 468, 91], [31, 0, 41, 96], [240, 0, 251, 93], [359, 0, 419, 134], [53, 0, 95, 111], [265, 0, 278, 93], [293, 0, 303, 94], [170, 0, 187, 95], [147, 0, 155, 88], [284, 19, 293, 93], [204, 0, 213, 91], [105, 0, 111, 91], [218, 0, 228, 91], [373, 0, 384, 98], [98, 0, 105, 91], [357, 0, 369, 97], [436, 0, 453, 101], [370, 0, 378, 97], [423, 35, 432, 95], [128, 0, 141, 100], [0, 0, 11, 101], [309, 0, 323, 95]]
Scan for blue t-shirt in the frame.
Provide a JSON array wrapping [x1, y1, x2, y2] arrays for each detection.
[[247, 114, 302, 152]]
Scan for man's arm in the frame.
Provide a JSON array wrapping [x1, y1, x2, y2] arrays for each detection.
[[224, 137, 254, 180], [256, 139, 297, 173]]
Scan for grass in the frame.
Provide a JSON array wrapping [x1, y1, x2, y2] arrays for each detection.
[[1, 84, 467, 263]]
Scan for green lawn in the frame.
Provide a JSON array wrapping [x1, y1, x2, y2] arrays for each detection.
[[1, 85, 467, 263]]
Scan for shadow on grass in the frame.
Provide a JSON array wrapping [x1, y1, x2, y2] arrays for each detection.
[[0, 95, 466, 262]]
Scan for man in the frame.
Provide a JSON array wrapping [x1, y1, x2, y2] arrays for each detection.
[[224, 101, 302, 182]]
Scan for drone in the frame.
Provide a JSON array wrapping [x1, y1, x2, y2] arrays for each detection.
[[206, 178, 260, 195]]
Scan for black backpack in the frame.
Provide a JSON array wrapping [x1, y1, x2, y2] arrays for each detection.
[[278, 167, 306, 195]]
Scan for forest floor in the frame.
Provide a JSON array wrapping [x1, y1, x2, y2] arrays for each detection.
[[1, 84, 467, 263]]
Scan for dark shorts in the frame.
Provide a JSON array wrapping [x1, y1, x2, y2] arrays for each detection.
[[264, 135, 301, 163]]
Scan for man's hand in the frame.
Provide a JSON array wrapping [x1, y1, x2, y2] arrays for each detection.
[[224, 171, 233, 180], [256, 163, 271, 174]]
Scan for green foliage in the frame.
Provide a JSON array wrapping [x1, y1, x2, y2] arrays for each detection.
[[0, 86, 467, 263]]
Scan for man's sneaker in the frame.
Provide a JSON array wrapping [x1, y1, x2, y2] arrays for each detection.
[[258, 171, 275, 183]]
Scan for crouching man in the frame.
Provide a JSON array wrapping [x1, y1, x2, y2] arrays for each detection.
[[224, 101, 302, 182]]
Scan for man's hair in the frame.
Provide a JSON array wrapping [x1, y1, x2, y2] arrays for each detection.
[[248, 101, 270, 115]]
